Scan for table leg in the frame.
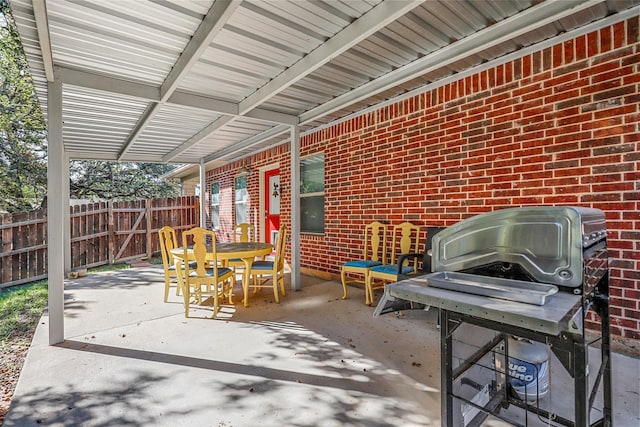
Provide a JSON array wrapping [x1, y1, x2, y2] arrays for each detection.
[[242, 257, 255, 307]]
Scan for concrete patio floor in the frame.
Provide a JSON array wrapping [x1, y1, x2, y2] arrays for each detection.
[[4, 266, 639, 426]]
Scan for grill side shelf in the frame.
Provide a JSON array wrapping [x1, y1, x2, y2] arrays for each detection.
[[426, 271, 558, 306], [374, 277, 581, 336]]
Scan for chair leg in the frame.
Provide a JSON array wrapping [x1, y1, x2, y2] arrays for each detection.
[[365, 275, 373, 306], [212, 289, 219, 319], [182, 285, 190, 317], [164, 275, 171, 302], [279, 273, 286, 296], [273, 279, 279, 303], [226, 278, 234, 304], [340, 269, 349, 299]]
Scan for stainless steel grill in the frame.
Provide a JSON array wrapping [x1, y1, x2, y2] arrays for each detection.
[[375, 206, 612, 426]]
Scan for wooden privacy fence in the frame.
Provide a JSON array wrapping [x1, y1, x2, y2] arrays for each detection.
[[0, 196, 199, 289]]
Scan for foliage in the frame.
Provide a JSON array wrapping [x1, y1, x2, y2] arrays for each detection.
[[0, 4, 47, 213], [69, 161, 179, 201], [0, 281, 48, 342]]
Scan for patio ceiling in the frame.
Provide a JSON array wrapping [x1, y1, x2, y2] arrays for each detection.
[[9, 0, 639, 169]]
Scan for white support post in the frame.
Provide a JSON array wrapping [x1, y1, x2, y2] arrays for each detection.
[[63, 152, 71, 273], [47, 78, 65, 345], [290, 126, 301, 290], [199, 160, 207, 227]]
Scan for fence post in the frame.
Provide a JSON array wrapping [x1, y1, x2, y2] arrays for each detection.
[[146, 198, 153, 259], [108, 200, 114, 264], [0, 213, 13, 284]]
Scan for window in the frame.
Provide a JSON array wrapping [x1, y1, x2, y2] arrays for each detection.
[[235, 175, 248, 224], [300, 154, 324, 233], [210, 182, 220, 229]]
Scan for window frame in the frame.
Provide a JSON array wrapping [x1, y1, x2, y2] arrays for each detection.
[[300, 153, 325, 234], [234, 175, 249, 225], [210, 181, 220, 229]]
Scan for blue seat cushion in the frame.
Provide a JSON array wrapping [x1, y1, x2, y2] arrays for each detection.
[[343, 260, 382, 268], [370, 264, 413, 276], [188, 267, 233, 278], [251, 260, 274, 270], [228, 258, 242, 263]]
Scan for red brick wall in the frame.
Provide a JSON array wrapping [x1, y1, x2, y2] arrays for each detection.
[[207, 18, 640, 340]]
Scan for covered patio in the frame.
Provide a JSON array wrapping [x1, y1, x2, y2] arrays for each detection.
[[4, 267, 640, 426], [4, 0, 639, 424]]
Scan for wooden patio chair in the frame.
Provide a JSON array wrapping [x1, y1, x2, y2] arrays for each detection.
[[340, 221, 387, 303], [366, 222, 421, 305], [158, 225, 182, 302], [228, 223, 255, 273], [181, 227, 235, 318], [247, 224, 287, 303]]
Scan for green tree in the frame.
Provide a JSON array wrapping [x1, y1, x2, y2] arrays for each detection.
[[0, 3, 47, 213], [69, 161, 179, 201], [1, 2, 179, 208]]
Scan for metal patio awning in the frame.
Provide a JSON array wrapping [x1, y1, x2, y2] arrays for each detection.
[[9, 0, 638, 168]]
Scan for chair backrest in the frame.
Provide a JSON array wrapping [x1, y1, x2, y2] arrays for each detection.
[[363, 221, 387, 264], [390, 222, 421, 272], [158, 226, 178, 269], [421, 226, 446, 273], [233, 223, 255, 243], [274, 224, 287, 272], [182, 227, 222, 279]]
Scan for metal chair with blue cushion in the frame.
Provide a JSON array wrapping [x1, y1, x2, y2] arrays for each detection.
[[366, 222, 421, 305], [248, 224, 287, 303], [341, 221, 388, 304], [181, 227, 235, 318]]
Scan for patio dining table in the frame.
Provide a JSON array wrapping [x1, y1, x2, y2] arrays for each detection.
[[171, 242, 273, 307]]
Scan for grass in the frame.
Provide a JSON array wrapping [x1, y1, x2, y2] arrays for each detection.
[[0, 262, 132, 341], [0, 281, 49, 343]]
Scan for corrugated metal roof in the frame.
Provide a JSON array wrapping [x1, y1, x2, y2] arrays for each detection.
[[7, 0, 640, 172]]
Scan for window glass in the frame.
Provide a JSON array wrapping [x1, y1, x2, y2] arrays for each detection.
[[235, 175, 248, 225], [300, 155, 324, 233], [210, 182, 220, 229]]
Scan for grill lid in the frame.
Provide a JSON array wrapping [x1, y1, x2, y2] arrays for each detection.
[[431, 206, 606, 288]]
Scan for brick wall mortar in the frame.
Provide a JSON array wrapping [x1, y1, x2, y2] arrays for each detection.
[[207, 18, 640, 340]]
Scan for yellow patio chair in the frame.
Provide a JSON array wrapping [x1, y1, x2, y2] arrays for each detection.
[[341, 221, 387, 303], [247, 224, 287, 303], [228, 223, 255, 273], [181, 227, 235, 318], [158, 225, 183, 302], [366, 222, 421, 305]]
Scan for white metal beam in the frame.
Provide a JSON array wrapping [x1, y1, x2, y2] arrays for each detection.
[[118, 102, 161, 160], [56, 67, 297, 125], [202, 125, 290, 163], [238, 0, 424, 115], [119, 1, 242, 160], [47, 77, 65, 345], [162, 116, 236, 162], [299, 0, 601, 124], [290, 125, 300, 291], [32, 0, 54, 82], [199, 160, 207, 227], [160, 0, 241, 101]]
